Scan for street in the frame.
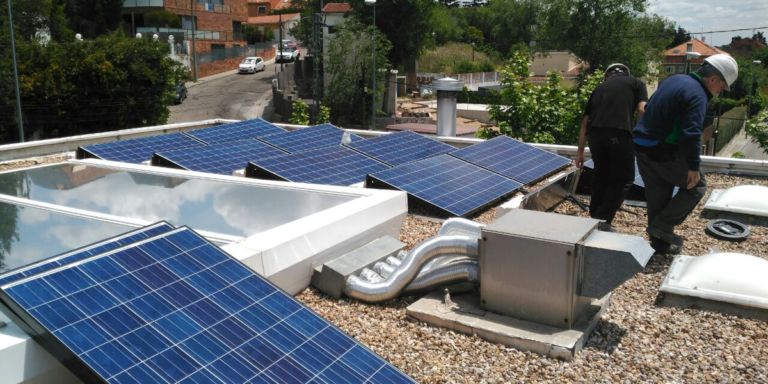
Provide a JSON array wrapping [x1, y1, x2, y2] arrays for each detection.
[[168, 61, 280, 124]]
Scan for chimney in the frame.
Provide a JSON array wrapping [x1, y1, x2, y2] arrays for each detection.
[[702, 36, 706, 43], [432, 77, 464, 137]]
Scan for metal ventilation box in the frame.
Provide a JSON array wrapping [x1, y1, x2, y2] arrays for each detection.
[[480, 209, 653, 329]]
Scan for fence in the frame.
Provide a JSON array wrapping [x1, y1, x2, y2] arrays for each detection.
[[416, 72, 501, 86], [715, 107, 747, 154], [123, 0, 231, 14], [197, 44, 273, 64]]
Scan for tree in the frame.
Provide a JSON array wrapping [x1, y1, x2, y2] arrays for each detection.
[[66, 0, 124, 38], [0, 31, 189, 143], [324, 19, 392, 127], [668, 26, 691, 49], [540, 0, 673, 79], [747, 111, 768, 154], [145, 10, 181, 28], [465, 0, 541, 56], [430, 5, 466, 45], [349, 0, 434, 68], [0, 0, 73, 43], [481, 48, 602, 144], [466, 26, 483, 45], [753, 46, 768, 68], [755, 32, 767, 45]]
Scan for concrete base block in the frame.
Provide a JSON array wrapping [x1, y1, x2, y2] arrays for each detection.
[[310, 236, 405, 299], [407, 291, 612, 361]]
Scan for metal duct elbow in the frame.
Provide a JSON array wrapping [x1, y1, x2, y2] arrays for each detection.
[[403, 261, 479, 295], [420, 254, 474, 275], [343, 235, 479, 303], [438, 218, 485, 238]]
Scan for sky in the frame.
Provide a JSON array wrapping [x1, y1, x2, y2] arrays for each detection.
[[648, 0, 768, 48]]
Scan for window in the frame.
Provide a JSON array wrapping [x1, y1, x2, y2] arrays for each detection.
[[258, 5, 266, 13], [666, 66, 675, 73], [327, 26, 336, 35], [678, 66, 685, 73]]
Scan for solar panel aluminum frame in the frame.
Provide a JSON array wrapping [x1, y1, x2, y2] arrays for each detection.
[[75, 133, 208, 164], [0, 225, 416, 384]]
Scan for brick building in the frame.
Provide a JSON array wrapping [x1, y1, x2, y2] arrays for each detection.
[[730, 35, 767, 58], [122, 0, 268, 77]]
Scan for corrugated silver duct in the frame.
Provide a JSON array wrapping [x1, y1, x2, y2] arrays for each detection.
[[421, 255, 474, 274], [343, 235, 479, 303], [438, 218, 486, 238], [373, 261, 395, 278], [403, 261, 479, 295], [359, 268, 384, 283], [396, 250, 407, 260], [386, 256, 402, 267]]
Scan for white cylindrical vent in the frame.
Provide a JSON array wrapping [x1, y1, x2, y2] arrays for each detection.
[[433, 77, 463, 137]]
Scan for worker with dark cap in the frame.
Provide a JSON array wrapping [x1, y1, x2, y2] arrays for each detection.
[[633, 54, 738, 254], [576, 63, 648, 232]]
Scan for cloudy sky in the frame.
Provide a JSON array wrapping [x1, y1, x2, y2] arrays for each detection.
[[648, 0, 768, 47]]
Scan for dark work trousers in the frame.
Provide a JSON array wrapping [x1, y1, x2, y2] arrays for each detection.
[[635, 148, 707, 238], [587, 127, 635, 224]]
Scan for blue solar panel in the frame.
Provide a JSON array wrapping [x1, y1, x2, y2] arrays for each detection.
[[346, 130, 457, 167], [449, 136, 571, 184], [0, 226, 415, 384], [246, 145, 390, 186], [153, 140, 287, 175], [184, 119, 285, 145], [0, 222, 174, 287], [367, 154, 523, 217], [258, 124, 364, 153], [78, 134, 206, 164]]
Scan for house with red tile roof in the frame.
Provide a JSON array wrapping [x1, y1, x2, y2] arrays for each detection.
[[663, 38, 730, 76], [730, 35, 766, 58]]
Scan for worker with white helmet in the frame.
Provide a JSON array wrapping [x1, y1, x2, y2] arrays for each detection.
[[633, 53, 738, 254], [575, 63, 648, 232]]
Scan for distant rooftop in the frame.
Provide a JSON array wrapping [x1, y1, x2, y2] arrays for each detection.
[[666, 38, 730, 57], [322, 2, 352, 13]]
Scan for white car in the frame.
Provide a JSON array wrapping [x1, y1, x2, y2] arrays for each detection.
[[238, 57, 265, 74], [276, 46, 299, 62]]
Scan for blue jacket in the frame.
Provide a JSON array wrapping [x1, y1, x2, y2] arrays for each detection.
[[633, 74, 712, 171]]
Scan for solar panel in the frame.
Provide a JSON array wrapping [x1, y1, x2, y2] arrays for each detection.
[[0, 226, 415, 384], [77, 133, 206, 164], [184, 119, 285, 145], [152, 140, 287, 175], [0, 222, 174, 287], [367, 154, 523, 217], [449, 136, 571, 184], [246, 145, 390, 186], [345, 130, 457, 167], [258, 124, 364, 153]]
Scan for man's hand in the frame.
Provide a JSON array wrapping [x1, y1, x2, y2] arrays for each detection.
[[687, 170, 701, 189], [575, 153, 585, 169]]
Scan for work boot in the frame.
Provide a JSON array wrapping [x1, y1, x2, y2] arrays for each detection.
[[646, 226, 683, 247], [598, 222, 617, 233], [649, 235, 683, 255]]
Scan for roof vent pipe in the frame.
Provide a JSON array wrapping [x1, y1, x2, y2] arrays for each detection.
[[433, 77, 464, 137]]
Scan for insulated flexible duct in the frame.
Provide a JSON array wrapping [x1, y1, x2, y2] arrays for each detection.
[[359, 268, 384, 283], [343, 235, 479, 303], [403, 260, 479, 295], [438, 218, 486, 238], [373, 262, 395, 278], [386, 256, 402, 267]]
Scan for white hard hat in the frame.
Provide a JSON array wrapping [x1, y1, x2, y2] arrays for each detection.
[[604, 63, 630, 78], [704, 54, 738, 91]]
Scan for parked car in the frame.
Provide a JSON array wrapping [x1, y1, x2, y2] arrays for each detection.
[[287, 42, 300, 59], [238, 57, 265, 74], [175, 82, 187, 104], [281, 39, 293, 47], [276, 46, 299, 62]]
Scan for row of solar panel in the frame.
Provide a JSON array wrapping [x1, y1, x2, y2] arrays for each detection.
[[76, 118, 571, 217], [0, 224, 416, 384]]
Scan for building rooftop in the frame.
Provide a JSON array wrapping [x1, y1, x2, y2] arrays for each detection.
[[666, 38, 730, 58], [1, 120, 767, 383], [322, 2, 353, 13]]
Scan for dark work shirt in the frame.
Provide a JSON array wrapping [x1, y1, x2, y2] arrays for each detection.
[[584, 75, 648, 132]]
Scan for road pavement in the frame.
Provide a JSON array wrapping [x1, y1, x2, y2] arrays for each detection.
[[168, 61, 279, 124]]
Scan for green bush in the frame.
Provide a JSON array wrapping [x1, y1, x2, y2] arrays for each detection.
[[318, 106, 331, 124], [715, 107, 747, 154], [732, 151, 746, 159], [145, 10, 181, 28], [0, 31, 188, 144], [290, 99, 310, 125], [264, 28, 275, 41], [454, 60, 495, 74], [747, 111, 768, 155]]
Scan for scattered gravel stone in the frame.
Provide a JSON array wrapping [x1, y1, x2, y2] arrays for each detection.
[[297, 173, 768, 384]]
